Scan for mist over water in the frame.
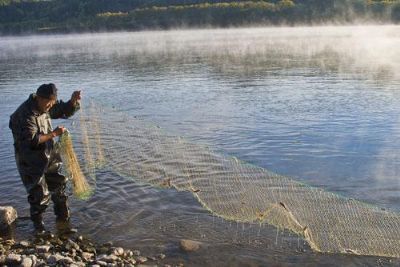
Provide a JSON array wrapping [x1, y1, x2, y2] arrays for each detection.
[[1, 25, 400, 265]]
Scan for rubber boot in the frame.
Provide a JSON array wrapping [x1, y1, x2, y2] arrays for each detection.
[[56, 218, 78, 236], [31, 213, 46, 235]]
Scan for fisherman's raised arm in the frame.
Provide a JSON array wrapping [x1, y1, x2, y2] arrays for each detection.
[[49, 90, 81, 119]]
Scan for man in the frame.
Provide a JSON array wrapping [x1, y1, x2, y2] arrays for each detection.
[[9, 83, 81, 234]]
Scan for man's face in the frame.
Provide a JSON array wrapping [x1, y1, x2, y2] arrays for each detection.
[[36, 95, 56, 113]]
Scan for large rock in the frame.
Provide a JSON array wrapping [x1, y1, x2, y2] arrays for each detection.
[[0, 206, 17, 227]]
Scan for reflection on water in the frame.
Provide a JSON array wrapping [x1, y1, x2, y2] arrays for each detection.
[[1, 26, 400, 265]]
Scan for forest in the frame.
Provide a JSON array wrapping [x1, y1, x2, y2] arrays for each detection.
[[0, 0, 400, 34]]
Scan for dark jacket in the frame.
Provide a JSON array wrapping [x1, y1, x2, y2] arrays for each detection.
[[9, 93, 80, 179]]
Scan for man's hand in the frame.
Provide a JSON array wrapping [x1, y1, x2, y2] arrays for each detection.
[[71, 90, 81, 106], [52, 126, 66, 137], [39, 126, 66, 144]]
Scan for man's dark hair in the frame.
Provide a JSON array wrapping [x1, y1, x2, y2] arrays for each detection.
[[36, 83, 58, 99]]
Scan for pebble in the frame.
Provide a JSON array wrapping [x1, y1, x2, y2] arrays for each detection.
[[136, 256, 148, 263], [19, 241, 30, 248], [4, 239, 15, 246], [60, 256, 74, 265], [24, 248, 36, 255], [98, 247, 109, 254], [0, 229, 168, 267], [35, 245, 51, 253], [6, 253, 22, 265], [111, 247, 124, 256], [47, 253, 64, 265], [0, 255, 5, 265], [20, 256, 33, 267], [125, 250, 133, 257], [29, 255, 37, 266], [66, 239, 80, 251], [102, 241, 113, 247], [96, 260, 108, 266], [81, 251, 93, 261], [97, 254, 119, 263]]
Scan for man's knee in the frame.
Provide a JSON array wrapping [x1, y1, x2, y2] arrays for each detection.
[[27, 181, 50, 216], [45, 173, 67, 193]]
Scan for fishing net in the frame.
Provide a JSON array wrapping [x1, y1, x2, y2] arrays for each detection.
[[73, 101, 400, 258], [58, 130, 92, 199]]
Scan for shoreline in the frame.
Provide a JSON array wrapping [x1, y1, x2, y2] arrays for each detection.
[[0, 229, 172, 267]]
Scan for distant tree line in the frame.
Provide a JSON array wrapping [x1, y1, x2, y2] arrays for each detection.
[[0, 0, 400, 34]]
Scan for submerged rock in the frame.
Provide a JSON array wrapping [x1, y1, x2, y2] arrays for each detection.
[[179, 239, 202, 252], [136, 256, 148, 263]]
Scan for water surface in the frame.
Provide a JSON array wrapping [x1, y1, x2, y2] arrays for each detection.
[[1, 26, 400, 266]]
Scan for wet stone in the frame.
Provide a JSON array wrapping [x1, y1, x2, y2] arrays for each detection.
[[29, 255, 37, 266], [97, 254, 119, 263], [125, 250, 133, 257], [35, 245, 51, 253], [96, 260, 108, 267], [4, 239, 15, 246], [0, 206, 17, 227], [18, 241, 30, 248], [66, 239, 80, 251], [60, 256, 74, 265], [6, 253, 22, 265], [47, 253, 64, 265], [179, 239, 201, 252], [20, 256, 33, 267], [111, 247, 124, 256], [0, 255, 5, 264], [148, 256, 157, 261], [70, 248, 77, 257], [157, 253, 166, 260], [24, 248, 36, 255], [136, 256, 148, 263], [81, 252, 94, 261], [98, 247, 109, 254], [102, 242, 113, 247], [84, 246, 96, 254], [133, 250, 141, 256]]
